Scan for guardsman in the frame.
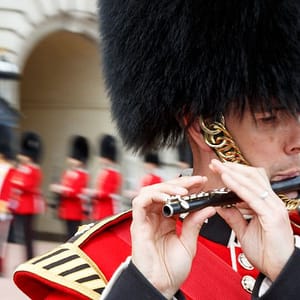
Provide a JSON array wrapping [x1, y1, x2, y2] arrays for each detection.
[[10, 131, 43, 260], [84, 134, 122, 220], [14, 1, 300, 299], [50, 135, 89, 240]]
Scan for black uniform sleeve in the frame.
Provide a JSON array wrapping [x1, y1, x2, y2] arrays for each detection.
[[104, 260, 166, 299], [252, 247, 300, 300], [104, 260, 186, 300]]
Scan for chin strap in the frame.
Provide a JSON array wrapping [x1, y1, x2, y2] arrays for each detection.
[[199, 116, 249, 165]]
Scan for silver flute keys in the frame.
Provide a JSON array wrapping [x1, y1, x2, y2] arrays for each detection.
[[162, 176, 300, 217], [163, 188, 233, 217]]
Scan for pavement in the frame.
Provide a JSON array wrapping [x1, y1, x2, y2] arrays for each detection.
[[0, 240, 60, 299]]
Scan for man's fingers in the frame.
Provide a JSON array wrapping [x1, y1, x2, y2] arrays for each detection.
[[217, 207, 248, 241], [180, 207, 216, 256], [132, 176, 208, 216], [209, 160, 284, 216]]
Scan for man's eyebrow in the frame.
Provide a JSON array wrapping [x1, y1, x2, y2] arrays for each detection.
[[253, 106, 286, 113], [272, 106, 286, 111]]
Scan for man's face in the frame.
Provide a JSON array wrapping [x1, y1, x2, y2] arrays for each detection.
[[225, 107, 300, 182], [17, 154, 31, 164], [67, 157, 82, 168]]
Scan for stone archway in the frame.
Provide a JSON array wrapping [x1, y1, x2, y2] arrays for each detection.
[[20, 29, 112, 238]]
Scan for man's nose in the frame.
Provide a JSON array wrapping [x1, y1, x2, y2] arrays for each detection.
[[286, 117, 300, 154]]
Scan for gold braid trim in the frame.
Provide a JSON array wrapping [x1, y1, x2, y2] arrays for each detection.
[[15, 243, 106, 299], [278, 194, 300, 211]]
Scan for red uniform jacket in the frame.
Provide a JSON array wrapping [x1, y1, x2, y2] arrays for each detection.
[[91, 168, 122, 220], [58, 168, 89, 221], [14, 211, 263, 300], [140, 173, 162, 187], [10, 164, 43, 215], [289, 210, 300, 235]]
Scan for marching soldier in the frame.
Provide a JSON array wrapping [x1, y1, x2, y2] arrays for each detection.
[[124, 152, 163, 200], [50, 135, 89, 240], [141, 152, 163, 187], [84, 134, 122, 220], [10, 131, 43, 260]]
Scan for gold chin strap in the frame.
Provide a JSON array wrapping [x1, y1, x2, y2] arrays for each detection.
[[199, 116, 249, 165], [199, 116, 300, 211], [277, 194, 300, 211]]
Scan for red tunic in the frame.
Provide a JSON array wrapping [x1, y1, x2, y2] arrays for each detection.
[[91, 168, 122, 220], [58, 168, 89, 221], [10, 164, 43, 215], [289, 210, 300, 235], [140, 173, 162, 187], [0, 163, 15, 205], [14, 211, 261, 300]]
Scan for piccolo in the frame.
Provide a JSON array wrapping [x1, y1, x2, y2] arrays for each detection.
[[162, 176, 300, 217]]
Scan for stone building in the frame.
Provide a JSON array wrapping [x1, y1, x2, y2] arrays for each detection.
[[0, 0, 179, 239]]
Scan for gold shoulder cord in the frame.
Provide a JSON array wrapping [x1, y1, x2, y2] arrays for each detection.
[[199, 116, 300, 211]]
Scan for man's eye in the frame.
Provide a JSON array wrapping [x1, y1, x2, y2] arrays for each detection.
[[261, 115, 276, 123], [255, 112, 278, 125]]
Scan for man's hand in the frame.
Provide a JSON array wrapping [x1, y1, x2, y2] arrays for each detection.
[[130, 176, 216, 299], [210, 159, 295, 281]]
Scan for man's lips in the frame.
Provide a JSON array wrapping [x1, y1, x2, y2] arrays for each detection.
[[271, 175, 300, 199], [271, 171, 300, 182], [285, 191, 299, 199]]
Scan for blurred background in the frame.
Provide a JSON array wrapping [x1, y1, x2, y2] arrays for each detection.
[[0, 0, 191, 245]]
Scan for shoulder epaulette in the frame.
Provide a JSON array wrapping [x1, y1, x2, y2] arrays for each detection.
[[14, 210, 132, 300]]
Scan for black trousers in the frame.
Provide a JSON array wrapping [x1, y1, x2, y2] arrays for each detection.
[[13, 214, 35, 260]]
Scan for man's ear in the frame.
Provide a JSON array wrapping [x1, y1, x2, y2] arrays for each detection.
[[184, 117, 212, 153]]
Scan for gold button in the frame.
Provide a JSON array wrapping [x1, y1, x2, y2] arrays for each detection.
[[241, 275, 256, 294], [238, 253, 254, 270]]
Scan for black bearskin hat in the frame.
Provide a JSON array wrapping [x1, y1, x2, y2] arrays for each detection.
[[69, 135, 89, 164], [0, 125, 14, 160], [100, 134, 118, 162], [99, 0, 300, 152], [20, 131, 42, 163], [144, 152, 160, 166]]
